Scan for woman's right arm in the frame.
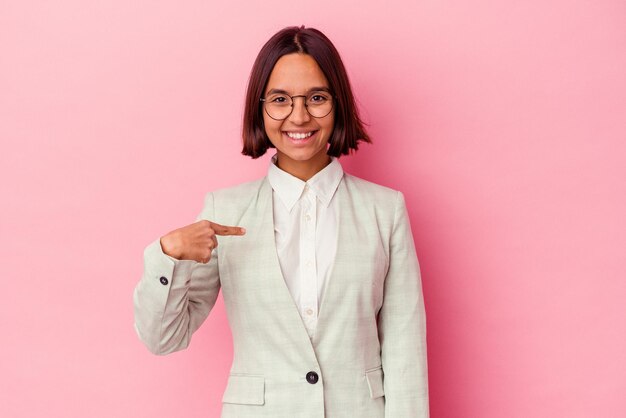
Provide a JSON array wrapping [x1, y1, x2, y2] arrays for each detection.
[[132, 192, 245, 355]]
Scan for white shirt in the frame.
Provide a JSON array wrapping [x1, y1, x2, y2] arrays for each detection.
[[267, 153, 344, 339]]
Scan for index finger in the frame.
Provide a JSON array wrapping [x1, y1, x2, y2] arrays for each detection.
[[209, 221, 246, 236]]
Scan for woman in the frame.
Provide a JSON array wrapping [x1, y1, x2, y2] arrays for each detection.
[[134, 25, 429, 417]]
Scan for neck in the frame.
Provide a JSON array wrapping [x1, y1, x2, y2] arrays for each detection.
[[276, 153, 331, 181]]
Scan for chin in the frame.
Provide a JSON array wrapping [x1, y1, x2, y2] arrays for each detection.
[[282, 151, 324, 162]]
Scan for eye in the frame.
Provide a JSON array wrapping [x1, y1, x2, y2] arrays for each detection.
[[309, 93, 329, 104], [267, 94, 290, 104]]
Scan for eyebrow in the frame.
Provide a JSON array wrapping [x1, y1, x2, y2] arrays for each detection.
[[265, 86, 331, 95]]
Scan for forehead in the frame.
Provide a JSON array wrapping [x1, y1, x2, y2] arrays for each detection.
[[264, 53, 329, 93]]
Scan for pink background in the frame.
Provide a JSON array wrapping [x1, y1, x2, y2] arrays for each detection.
[[1, 1, 625, 417]]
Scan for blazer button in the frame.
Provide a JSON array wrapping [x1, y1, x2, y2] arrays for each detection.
[[159, 276, 169, 285], [306, 371, 319, 384]]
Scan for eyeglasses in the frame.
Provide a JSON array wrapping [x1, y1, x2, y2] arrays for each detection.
[[260, 90, 335, 120]]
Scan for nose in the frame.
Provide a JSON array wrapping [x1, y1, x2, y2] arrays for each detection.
[[288, 96, 311, 124]]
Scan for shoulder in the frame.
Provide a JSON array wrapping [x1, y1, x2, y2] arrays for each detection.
[[341, 173, 407, 219], [343, 172, 398, 193], [342, 172, 403, 202], [211, 177, 265, 199], [197, 177, 266, 220]]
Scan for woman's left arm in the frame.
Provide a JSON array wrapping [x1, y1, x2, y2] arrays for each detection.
[[377, 191, 430, 417]]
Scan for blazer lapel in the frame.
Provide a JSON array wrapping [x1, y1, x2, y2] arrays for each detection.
[[312, 178, 355, 346], [258, 175, 361, 348]]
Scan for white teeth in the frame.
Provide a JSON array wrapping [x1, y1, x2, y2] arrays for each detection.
[[286, 131, 314, 139]]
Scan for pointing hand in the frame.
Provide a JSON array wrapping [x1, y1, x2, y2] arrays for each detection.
[[160, 220, 246, 263]]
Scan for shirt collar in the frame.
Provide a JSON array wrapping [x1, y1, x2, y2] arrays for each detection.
[[267, 153, 344, 212]]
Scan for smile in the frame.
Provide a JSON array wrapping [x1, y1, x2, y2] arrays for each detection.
[[284, 131, 316, 139]]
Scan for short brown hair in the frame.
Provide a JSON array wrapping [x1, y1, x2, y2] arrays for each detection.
[[242, 26, 371, 158]]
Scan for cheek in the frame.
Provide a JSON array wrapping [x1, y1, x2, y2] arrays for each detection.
[[323, 116, 335, 135], [262, 114, 280, 136]]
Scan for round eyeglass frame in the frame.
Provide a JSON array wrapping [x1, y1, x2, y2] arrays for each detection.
[[259, 93, 336, 121]]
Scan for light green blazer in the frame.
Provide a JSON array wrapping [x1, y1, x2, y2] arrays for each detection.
[[133, 173, 429, 417]]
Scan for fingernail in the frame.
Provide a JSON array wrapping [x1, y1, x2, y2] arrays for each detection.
[[240, 227, 246, 234]]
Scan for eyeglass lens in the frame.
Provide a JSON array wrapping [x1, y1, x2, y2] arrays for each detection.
[[262, 91, 333, 120]]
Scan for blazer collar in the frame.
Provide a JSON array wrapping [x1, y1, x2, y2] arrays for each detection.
[[267, 153, 344, 212]]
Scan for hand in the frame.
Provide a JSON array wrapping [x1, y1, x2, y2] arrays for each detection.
[[160, 220, 246, 263]]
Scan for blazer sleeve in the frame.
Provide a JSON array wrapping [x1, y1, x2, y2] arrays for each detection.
[[133, 192, 221, 355], [377, 191, 430, 417]]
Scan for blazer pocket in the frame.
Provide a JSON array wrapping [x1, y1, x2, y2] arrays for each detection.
[[222, 374, 265, 405], [365, 366, 385, 399]]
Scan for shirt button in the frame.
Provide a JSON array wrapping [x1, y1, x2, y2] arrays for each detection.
[[306, 308, 314, 316], [306, 260, 313, 268], [159, 276, 169, 285], [306, 371, 319, 384], [305, 214, 311, 221]]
